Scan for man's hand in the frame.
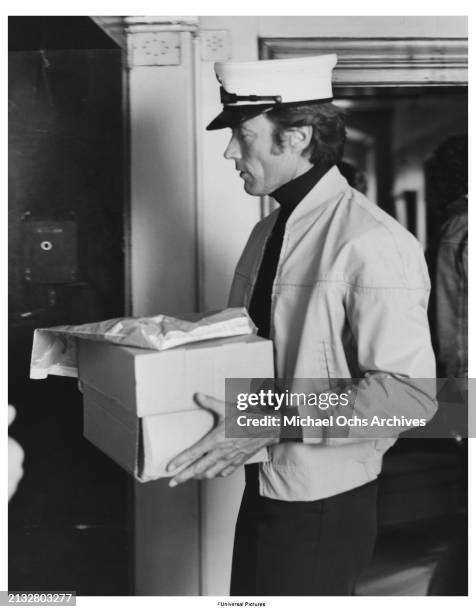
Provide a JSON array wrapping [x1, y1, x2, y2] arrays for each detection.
[[166, 392, 279, 487]]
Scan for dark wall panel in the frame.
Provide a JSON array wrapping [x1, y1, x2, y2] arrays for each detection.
[[9, 46, 132, 595]]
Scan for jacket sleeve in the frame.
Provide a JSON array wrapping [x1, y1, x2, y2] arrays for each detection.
[[298, 230, 438, 445]]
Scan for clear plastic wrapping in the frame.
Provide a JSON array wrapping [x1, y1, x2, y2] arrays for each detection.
[[30, 307, 257, 380]]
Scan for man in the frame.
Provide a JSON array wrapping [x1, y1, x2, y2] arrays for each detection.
[[167, 54, 437, 595], [425, 135, 468, 381], [425, 136, 468, 596]]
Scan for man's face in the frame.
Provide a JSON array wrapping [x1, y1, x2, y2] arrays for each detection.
[[223, 114, 299, 196]]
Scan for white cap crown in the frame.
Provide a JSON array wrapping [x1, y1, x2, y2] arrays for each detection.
[[215, 54, 337, 106]]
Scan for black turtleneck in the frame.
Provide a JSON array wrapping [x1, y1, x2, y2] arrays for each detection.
[[271, 161, 328, 210], [248, 162, 329, 339], [246, 162, 329, 448]]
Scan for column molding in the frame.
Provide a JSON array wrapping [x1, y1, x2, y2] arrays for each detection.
[[92, 17, 199, 67]]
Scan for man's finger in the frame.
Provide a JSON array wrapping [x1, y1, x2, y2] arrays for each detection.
[[218, 451, 256, 477], [203, 459, 231, 480], [220, 465, 238, 477], [169, 451, 223, 487], [166, 440, 208, 473]]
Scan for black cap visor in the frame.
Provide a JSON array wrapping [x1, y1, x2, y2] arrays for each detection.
[[206, 98, 334, 131], [206, 103, 274, 131]]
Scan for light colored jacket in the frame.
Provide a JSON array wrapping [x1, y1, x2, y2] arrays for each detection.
[[435, 196, 468, 380], [229, 166, 437, 501]]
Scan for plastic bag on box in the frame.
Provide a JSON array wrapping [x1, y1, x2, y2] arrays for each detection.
[[30, 307, 257, 380]]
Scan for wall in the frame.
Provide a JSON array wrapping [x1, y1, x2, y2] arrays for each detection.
[[198, 16, 261, 310]]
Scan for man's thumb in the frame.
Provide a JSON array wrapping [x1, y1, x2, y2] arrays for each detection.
[[193, 393, 226, 421]]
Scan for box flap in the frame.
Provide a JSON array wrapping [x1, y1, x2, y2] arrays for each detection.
[[83, 385, 139, 477], [78, 340, 138, 409]]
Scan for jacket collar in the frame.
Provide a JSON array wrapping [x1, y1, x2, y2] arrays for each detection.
[[271, 161, 331, 211], [284, 165, 349, 228]]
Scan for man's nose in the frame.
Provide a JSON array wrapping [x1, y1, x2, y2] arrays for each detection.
[[224, 136, 240, 160]]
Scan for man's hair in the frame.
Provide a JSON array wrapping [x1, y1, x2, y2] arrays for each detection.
[[266, 102, 346, 166], [337, 160, 368, 194]]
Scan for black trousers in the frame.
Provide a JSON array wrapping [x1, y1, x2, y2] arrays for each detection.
[[230, 465, 378, 596]]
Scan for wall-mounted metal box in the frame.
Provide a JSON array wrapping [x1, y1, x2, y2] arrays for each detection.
[[22, 219, 78, 284]]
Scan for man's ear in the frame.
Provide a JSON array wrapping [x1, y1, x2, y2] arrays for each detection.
[[286, 126, 313, 153]]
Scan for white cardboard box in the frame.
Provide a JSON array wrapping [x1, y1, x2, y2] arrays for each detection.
[[78, 334, 274, 481]]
